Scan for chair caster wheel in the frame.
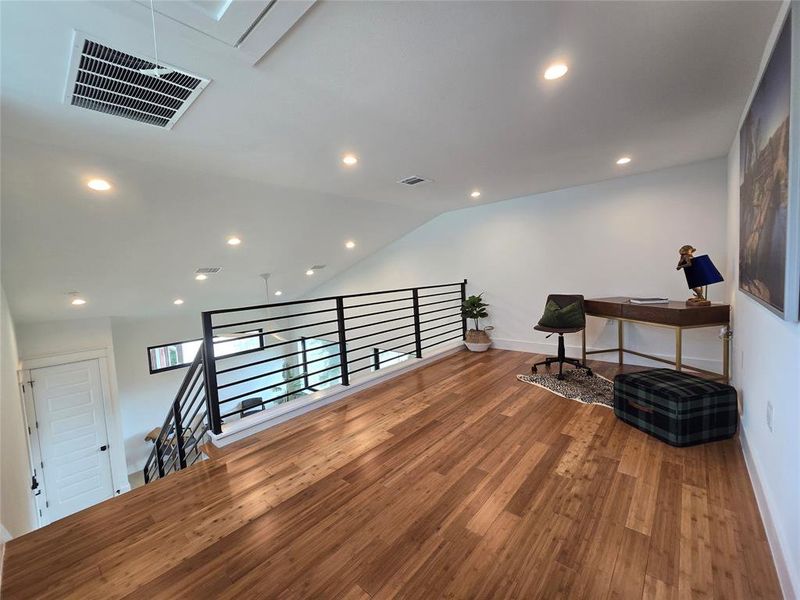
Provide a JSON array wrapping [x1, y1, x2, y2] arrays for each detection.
[[586, 369, 593, 377]]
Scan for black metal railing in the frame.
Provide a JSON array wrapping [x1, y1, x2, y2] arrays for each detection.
[[142, 279, 467, 483], [143, 351, 209, 483]]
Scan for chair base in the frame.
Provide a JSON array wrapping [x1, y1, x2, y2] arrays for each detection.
[[531, 333, 593, 380]]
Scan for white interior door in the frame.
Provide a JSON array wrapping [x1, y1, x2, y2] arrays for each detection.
[[31, 359, 114, 521]]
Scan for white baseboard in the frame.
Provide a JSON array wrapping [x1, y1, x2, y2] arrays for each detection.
[[739, 427, 798, 600], [491, 336, 724, 373], [210, 342, 464, 447]]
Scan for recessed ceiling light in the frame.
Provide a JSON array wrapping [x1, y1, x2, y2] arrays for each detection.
[[173, 298, 184, 305], [227, 236, 241, 246], [306, 269, 315, 276], [71, 297, 86, 306], [87, 178, 111, 191], [195, 274, 207, 281], [342, 154, 358, 166], [274, 290, 283, 296], [544, 63, 568, 80], [470, 190, 481, 199], [616, 156, 632, 165], [345, 240, 356, 249]]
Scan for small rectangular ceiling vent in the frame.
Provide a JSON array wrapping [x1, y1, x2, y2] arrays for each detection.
[[195, 267, 222, 274], [65, 33, 210, 129], [397, 176, 430, 186]]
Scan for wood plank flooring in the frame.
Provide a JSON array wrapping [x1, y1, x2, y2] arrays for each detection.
[[1, 349, 782, 599]]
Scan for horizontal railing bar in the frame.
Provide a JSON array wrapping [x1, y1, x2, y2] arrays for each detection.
[[421, 326, 464, 343], [206, 296, 338, 317], [210, 319, 340, 348], [419, 312, 460, 327], [416, 289, 462, 299], [204, 282, 464, 317], [419, 304, 461, 318], [347, 348, 416, 376], [345, 322, 414, 343], [346, 330, 416, 355], [218, 378, 342, 418], [220, 363, 342, 404], [417, 297, 462, 309], [215, 338, 339, 374], [211, 306, 337, 331], [343, 296, 412, 310], [344, 313, 414, 333], [342, 304, 414, 321], [421, 334, 463, 350], [217, 350, 339, 390], [346, 339, 417, 365], [420, 319, 463, 335]]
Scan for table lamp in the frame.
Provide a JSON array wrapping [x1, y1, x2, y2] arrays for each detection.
[[682, 254, 723, 306]]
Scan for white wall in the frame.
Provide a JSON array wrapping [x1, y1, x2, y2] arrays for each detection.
[[725, 4, 799, 597], [16, 316, 114, 358], [310, 158, 730, 370], [0, 286, 37, 540]]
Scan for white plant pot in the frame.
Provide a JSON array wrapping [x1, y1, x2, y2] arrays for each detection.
[[464, 340, 492, 352]]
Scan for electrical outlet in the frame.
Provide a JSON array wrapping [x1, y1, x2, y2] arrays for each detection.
[[766, 401, 774, 432]]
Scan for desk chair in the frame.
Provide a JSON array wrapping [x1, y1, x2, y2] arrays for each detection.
[[532, 294, 593, 380], [240, 397, 264, 418]]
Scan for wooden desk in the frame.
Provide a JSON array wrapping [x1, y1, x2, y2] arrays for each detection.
[[582, 297, 731, 381]]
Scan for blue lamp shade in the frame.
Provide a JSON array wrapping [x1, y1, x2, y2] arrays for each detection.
[[684, 255, 724, 289]]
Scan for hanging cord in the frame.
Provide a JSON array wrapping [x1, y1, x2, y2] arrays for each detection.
[[149, 0, 160, 77]]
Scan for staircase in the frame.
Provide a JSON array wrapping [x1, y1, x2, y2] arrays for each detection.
[[143, 280, 467, 484]]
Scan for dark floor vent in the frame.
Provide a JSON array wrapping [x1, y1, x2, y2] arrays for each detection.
[[66, 34, 210, 129]]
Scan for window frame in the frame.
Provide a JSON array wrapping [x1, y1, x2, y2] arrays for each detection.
[[146, 328, 265, 375]]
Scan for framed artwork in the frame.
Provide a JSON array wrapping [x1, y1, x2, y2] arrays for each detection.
[[739, 9, 799, 321]]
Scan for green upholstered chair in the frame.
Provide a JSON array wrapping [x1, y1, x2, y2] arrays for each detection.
[[531, 294, 593, 380]]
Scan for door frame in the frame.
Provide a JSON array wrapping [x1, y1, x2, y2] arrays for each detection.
[[18, 348, 130, 526]]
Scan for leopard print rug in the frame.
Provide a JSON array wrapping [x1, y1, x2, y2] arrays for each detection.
[[516, 368, 614, 408]]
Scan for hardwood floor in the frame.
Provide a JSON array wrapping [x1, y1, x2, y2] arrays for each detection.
[[2, 349, 782, 599]]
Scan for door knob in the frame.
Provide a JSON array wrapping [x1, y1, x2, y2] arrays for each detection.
[[99, 445, 108, 451]]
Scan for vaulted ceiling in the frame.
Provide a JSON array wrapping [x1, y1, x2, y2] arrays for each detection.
[[0, 0, 779, 322]]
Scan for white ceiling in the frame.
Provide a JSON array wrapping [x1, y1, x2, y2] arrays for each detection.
[[0, 0, 779, 322]]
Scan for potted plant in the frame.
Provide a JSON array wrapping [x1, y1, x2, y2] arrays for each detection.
[[461, 294, 493, 352]]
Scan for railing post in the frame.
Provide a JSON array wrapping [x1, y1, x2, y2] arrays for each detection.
[[460, 279, 468, 340], [412, 288, 423, 359], [155, 439, 165, 478], [172, 400, 187, 469], [300, 336, 310, 389], [201, 311, 222, 434], [373, 347, 380, 371], [335, 297, 350, 386]]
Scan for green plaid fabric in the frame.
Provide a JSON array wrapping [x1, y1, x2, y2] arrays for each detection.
[[613, 369, 737, 447]]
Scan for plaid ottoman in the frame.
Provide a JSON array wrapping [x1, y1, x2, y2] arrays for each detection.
[[613, 369, 737, 447]]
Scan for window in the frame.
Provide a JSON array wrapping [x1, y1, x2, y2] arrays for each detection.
[[147, 330, 263, 374]]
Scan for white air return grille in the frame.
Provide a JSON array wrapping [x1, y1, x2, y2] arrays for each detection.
[[195, 267, 222, 274], [397, 176, 430, 186], [66, 34, 210, 129]]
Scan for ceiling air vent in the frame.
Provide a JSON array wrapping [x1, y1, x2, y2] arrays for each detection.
[[65, 34, 210, 129], [195, 267, 222, 275], [397, 176, 430, 186]]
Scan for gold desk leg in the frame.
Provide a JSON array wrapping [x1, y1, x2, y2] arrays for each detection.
[[582, 328, 586, 364], [618, 320, 624, 366], [723, 329, 730, 382], [675, 327, 682, 371]]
